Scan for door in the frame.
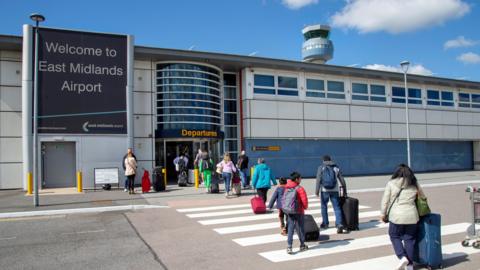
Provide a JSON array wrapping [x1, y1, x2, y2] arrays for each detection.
[[42, 142, 76, 188]]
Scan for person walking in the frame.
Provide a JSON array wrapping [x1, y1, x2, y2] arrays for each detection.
[[199, 151, 213, 190], [380, 164, 425, 270], [315, 155, 347, 234], [251, 158, 277, 203], [217, 153, 237, 197], [122, 148, 137, 192], [194, 149, 204, 185], [237, 150, 250, 189], [285, 172, 309, 254], [268, 177, 288, 235], [124, 151, 137, 194]]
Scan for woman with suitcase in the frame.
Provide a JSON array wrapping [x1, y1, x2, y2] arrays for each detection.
[[380, 164, 426, 270]]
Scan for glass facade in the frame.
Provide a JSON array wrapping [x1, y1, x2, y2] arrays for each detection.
[[156, 63, 222, 132], [223, 73, 239, 160]]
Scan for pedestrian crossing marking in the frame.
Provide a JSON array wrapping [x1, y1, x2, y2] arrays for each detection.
[[233, 220, 388, 246], [259, 223, 469, 262], [213, 211, 380, 234], [312, 242, 480, 270]]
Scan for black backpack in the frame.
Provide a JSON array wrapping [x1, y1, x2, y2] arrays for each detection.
[[177, 158, 186, 171]]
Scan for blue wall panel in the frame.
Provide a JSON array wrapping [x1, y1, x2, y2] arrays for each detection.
[[244, 139, 473, 178]]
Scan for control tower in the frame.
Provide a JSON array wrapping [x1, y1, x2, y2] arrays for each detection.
[[302, 24, 334, 64]]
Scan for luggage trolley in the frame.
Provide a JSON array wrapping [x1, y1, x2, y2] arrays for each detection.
[[461, 186, 480, 248]]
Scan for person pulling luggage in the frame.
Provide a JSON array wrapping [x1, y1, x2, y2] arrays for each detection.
[[315, 155, 347, 234], [268, 177, 288, 235], [283, 172, 308, 254]]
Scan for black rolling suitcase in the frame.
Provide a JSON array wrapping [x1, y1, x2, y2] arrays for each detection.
[[178, 171, 188, 187], [152, 167, 165, 191], [341, 196, 359, 231], [304, 214, 320, 241], [209, 173, 220, 193]]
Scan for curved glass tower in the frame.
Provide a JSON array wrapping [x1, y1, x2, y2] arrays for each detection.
[[156, 62, 222, 132], [301, 24, 334, 64]]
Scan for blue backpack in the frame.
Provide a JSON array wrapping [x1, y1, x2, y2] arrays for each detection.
[[321, 165, 337, 189], [281, 186, 299, 214]]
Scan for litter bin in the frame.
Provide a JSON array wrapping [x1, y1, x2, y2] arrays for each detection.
[[152, 167, 165, 191]]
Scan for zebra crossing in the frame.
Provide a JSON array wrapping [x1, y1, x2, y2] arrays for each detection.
[[176, 196, 478, 269]]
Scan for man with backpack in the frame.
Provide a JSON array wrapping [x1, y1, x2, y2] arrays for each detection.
[[315, 155, 347, 234], [283, 172, 309, 255], [174, 154, 189, 186]]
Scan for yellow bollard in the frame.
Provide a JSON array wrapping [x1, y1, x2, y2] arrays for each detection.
[[162, 168, 167, 189], [250, 166, 254, 182], [27, 172, 33, 195], [194, 168, 199, 189], [77, 171, 82, 193]]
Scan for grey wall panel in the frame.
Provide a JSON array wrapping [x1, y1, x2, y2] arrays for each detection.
[[277, 102, 302, 119], [474, 127, 480, 140], [133, 92, 152, 115], [350, 106, 370, 122], [410, 109, 426, 124], [0, 61, 21, 86], [133, 160, 154, 183], [250, 119, 278, 137], [390, 108, 406, 123], [133, 138, 153, 162], [426, 110, 443, 124], [327, 104, 349, 121], [133, 115, 152, 138], [134, 60, 152, 69], [243, 119, 250, 138], [443, 125, 459, 139], [442, 111, 458, 125], [0, 138, 22, 162], [304, 103, 327, 120], [0, 112, 21, 137], [250, 100, 277, 118], [371, 123, 391, 138], [304, 121, 328, 138], [458, 126, 473, 139], [391, 123, 407, 139], [473, 113, 480, 126], [0, 86, 21, 111], [370, 107, 390, 122], [351, 122, 372, 138], [410, 124, 427, 139], [458, 112, 473, 125], [278, 120, 303, 137], [134, 68, 152, 92], [427, 125, 443, 139], [0, 163, 22, 189], [0, 51, 22, 60], [327, 121, 350, 138]]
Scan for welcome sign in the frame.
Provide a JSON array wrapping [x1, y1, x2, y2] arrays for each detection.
[[36, 28, 128, 134]]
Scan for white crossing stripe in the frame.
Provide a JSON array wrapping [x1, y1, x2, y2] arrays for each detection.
[[259, 223, 469, 262], [177, 203, 250, 213], [214, 210, 381, 234], [199, 207, 371, 225], [233, 220, 388, 247], [312, 242, 480, 270], [187, 203, 369, 218]]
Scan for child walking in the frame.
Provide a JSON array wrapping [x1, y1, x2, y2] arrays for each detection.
[[268, 177, 288, 235]]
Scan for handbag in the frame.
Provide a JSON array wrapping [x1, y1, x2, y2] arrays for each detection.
[[384, 188, 403, 223], [416, 193, 431, 217]]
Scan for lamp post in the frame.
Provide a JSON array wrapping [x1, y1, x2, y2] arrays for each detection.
[[400, 60, 411, 167], [30, 13, 45, 207]]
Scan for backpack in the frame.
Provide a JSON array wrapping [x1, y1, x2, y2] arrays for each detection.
[[321, 165, 337, 189], [177, 158, 186, 171], [281, 186, 299, 214], [201, 158, 212, 171]]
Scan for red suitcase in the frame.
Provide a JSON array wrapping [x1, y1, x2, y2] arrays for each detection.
[[141, 170, 151, 193], [251, 195, 266, 214]]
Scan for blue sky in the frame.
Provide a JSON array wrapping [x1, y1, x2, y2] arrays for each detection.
[[1, 0, 479, 81]]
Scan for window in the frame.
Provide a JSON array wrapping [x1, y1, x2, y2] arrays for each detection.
[[441, 92, 454, 107], [352, 83, 369, 101], [224, 113, 237, 125], [277, 76, 298, 96], [370, 84, 386, 102], [306, 78, 325, 98], [472, 94, 480, 108], [428, 90, 454, 107], [327, 81, 345, 99], [254, 74, 275, 95], [408, 88, 422, 104], [224, 100, 237, 112], [459, 93, 470, 108], [427, 90, 440, 106], [392, 87, 406, 103]]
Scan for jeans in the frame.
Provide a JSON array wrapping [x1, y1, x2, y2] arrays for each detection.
[[287, 214, 305, 248], [256, 188, 268, 203], [239, 168, 249, 187], [222, 172, 232, 193], [124, 178, 128, 189], [389, 222, 417, 263], [321, 191, 343, 227], [127, 175, 135, 191]]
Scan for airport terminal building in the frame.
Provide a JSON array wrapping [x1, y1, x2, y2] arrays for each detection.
[[0, 25, 480, 189]]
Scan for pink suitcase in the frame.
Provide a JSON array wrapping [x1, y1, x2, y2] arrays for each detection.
[[251, 196, 266, 214]]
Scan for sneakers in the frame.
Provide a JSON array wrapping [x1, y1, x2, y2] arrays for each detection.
[[286, 247, 293, 254], [320, 224, 328, 229], [124, 188, 128, 192], [299, 245, 308, 252], [395, 257, 409, 270], [337, 226, 345, 234]]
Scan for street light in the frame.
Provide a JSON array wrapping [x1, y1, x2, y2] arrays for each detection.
[[30, 13, 45, 207], [400, 60, 411, 167]]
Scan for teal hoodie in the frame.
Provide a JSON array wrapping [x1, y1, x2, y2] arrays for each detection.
[[252, 163, 277, 189]]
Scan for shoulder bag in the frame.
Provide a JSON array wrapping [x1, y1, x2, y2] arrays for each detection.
[[384, 188, 403, 223], [416, 188, 431, 217]]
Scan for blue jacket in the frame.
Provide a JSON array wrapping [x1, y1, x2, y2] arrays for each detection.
[[252, 163, 277, 189], [268, 185, 285, 209]]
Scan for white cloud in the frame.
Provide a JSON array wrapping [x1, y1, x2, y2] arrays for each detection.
[[331, 0, 470, 34], [444, 36, 478, 49], [457, 52, 480, 64], [363, 64, 434, 76], [282, 0, 318, 10]]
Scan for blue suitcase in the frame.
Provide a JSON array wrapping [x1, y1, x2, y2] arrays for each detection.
[[414, 213, 443, 269]]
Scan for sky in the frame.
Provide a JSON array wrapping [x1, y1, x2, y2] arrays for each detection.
[[0, 0, 479, 81]]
